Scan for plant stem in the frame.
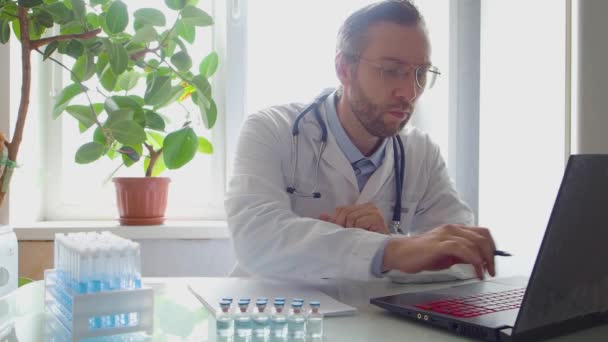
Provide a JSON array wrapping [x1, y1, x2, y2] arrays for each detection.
[[144, 142, 163, 177], [0, 6, 32, 207], [30, 28, 102, 49], [129, 46, 162, 61]]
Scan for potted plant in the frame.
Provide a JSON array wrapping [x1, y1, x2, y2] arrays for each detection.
[[0, 0, 218, 224]]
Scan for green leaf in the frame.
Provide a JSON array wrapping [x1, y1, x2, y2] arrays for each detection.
[[117, 70, 139, 91], [17, 0, 42, 8], [29, 20, 45, 41], [104, 96, 144, 126], [66, 39, 84, 59], [69, 0, 86, 23], [108, 120, 146, 145], [132, 25, 158, 43], [53, 83, 85, 118], [100, 65, 117, 91], [75, 142, 105, 164], [96, 52, 109, 76], [104, 95, 144, 125], [144, 151, 166, 176], [71, 53, 95, 82], [66, 103, 103, 132], [163, 127, 198, 169], [134, 8, 166, 27], [152, 85, 182, 110], [0, 19, 10, 44], [144, 75, 172, 106], [180, 5, 213, 27], [200, 97, 217, 129], [93, 126, 110, 146], [119, 145, 141, 166], [104, 108, 133, 128], [45, 2, 73, 25], [42, 41, 58, 60], [60, 20, 85, 35], [165, 0, 186, 10], [34, 10, 54, 28], [11, 19, 20, 41], [18, 277, 33, 288], [98, 12, 111, 35], [129, 95, 145, 106], [146, 131, 164, 149], [86, 39, 105, 56], [175, 20, 195, 44], [145, 111, 165, 131], [106, 41, 129, 75], [86, 13, 99, 28], [105, 0, 128, 34], [197, 136, 213, 154], [171, 51, 192, 72], [191, 74, 211, 98], [199, 51, 219, 78], [156, 66, 172, 77], [90, 0, 108, 6], [106, 142, 118, 160]]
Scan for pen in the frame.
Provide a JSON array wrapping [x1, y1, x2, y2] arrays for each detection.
[[494, 250, 512, 257]]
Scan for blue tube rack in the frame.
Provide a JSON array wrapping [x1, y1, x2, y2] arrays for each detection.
[[44, 269, 154, 341]]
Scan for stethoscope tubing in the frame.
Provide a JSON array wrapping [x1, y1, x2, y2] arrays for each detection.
[[287, 90, 406, 234]]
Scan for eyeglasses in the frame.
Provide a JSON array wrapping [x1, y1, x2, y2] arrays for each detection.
[[356, 57, 441, 91]]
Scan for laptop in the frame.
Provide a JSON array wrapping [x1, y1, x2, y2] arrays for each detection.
[[370, 154, 608, 341]]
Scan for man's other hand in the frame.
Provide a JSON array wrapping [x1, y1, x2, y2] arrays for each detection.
[[319, 203, 390, 235]]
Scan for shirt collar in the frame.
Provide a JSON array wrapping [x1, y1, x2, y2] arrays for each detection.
[[324, 90, 387, 166]]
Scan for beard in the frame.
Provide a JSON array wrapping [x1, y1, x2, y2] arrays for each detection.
[[346, 79, 413, 138]]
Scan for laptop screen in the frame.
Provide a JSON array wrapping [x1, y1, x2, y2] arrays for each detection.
[[514, 155, 608, 333]]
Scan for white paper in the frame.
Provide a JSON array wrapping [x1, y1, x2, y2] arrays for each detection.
[[187, 278, 357, 317]]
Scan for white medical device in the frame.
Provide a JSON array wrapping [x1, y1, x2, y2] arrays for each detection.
[[0, 225, 17, 298]]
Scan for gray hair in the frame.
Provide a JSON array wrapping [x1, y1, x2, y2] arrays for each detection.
[[336, 0, 426, 62]]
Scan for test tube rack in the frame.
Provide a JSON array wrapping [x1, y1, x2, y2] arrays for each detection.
[[44, 269, 154, 341]]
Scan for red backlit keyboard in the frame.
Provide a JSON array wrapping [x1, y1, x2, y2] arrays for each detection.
[[414, 287, 525, 318]]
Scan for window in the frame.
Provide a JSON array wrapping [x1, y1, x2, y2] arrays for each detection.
[[478, 0, 566, 276], [245, 0, 451, 157], [5, 0, 455, 224], [7, 0, 566, 236]]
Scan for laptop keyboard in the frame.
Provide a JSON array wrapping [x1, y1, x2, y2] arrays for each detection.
[[414, 287, 525, 318]]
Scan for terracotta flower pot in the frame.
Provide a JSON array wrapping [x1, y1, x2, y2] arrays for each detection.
[[113, 177, 171, 225]]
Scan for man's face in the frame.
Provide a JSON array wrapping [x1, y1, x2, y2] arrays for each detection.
[[344, 22, 431, 138]]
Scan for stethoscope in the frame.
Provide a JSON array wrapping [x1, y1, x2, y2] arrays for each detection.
[[286, 90, 406, 234]]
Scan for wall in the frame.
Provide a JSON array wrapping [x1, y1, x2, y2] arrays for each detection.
[[19, 239, 237, 280], [571, 0, 608, 154]]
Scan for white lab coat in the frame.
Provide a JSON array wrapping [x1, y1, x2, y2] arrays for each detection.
[[225, 97, 474, 283]]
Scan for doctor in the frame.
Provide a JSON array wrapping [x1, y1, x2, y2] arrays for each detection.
[[226, 0, 496, 283]]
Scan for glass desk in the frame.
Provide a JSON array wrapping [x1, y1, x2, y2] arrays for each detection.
[[1, 278, 607, 341]]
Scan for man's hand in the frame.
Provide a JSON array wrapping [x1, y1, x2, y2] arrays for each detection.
[[319, 203, 390, 234], [383, 224, 497, 280]]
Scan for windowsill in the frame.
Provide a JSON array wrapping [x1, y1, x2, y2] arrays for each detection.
[[13, 220, 230, 241]]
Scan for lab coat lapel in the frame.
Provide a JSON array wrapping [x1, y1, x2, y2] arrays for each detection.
[[310, 105, 359, 191], [356, 139, 395, 204]]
